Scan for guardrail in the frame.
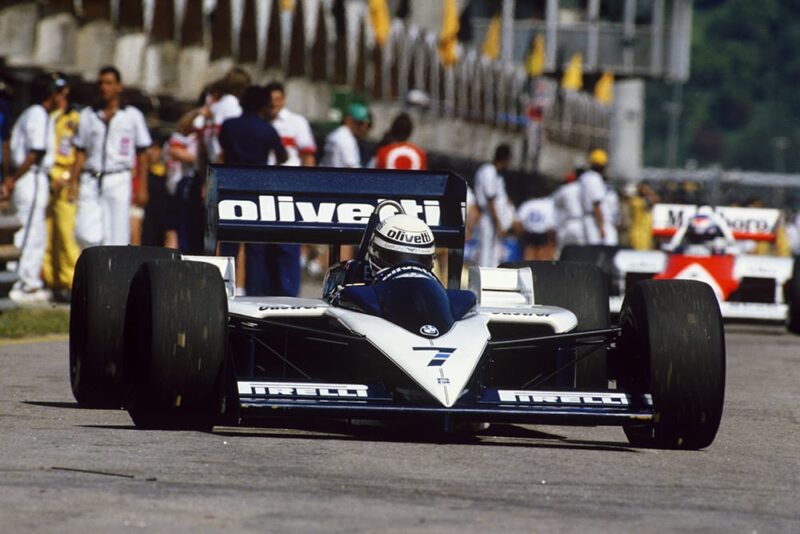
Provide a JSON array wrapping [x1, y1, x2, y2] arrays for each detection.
[[0, 214, 21, 311]]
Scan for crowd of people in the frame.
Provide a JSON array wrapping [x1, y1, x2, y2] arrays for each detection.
[[1, 65, 799, 304], [0, 66, 432, 303], [466, 146, 623, 267], [466, 147, 800, 267]]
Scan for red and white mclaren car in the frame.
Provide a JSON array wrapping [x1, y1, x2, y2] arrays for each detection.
[[561, 204, 800, 332]]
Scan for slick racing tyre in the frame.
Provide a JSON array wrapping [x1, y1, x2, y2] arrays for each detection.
[[787, 258, 800, 334], [618, 280, 725, 449], [559, 245, 622, 296], [70, 246, 180, 407], [125, 260, 227, 430], [501, 261, 609, 388]]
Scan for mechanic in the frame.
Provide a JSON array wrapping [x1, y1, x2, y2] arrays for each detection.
[[4, 72, 68, 302], [69, 66, 152, 248], [551, 170, 584, 251], [323, 213, 437, 305], [579, 148, 616, 245]]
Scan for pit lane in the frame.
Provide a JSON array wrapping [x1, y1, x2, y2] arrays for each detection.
[[0, 323, 798, 532]]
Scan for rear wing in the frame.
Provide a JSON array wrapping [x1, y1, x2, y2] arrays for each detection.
[[204, 165, 467, 287], [651, 203, 781, 242]]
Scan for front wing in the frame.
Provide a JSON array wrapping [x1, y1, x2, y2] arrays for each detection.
[[235, 381, 654, 426]]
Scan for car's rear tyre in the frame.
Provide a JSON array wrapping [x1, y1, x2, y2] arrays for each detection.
[[501, 261, 609, 388], [125, 260, 228, 430], [618, 280, 725, 449], [559, 245, 622, 296], [69, 246, 180, 407], [787, 258, 800, 334]]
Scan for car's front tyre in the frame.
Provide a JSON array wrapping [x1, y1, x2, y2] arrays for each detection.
[[618, 280, 725, 449], [125, 260, 228, 430]]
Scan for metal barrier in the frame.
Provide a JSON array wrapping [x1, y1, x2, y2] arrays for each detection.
[[0, 214, 21, 311]]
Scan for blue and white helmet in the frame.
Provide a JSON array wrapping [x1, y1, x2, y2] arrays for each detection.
[[368, 214, 436, 272]]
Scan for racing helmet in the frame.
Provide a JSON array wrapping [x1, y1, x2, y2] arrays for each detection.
[[686, 214, 723, 244], [368, 214, 436, 272]]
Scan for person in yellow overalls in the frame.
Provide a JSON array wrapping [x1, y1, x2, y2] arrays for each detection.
[[627, 181, 660, 251], [42, 103, 81, 302]]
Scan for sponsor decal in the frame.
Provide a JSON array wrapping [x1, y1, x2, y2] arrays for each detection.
[[219, 195, 441, 226], [412, 347, 456, 367], [238, 381, 369, 398], [384, 228, 434, 245], [652, 204, 780, 239], [258, 305, 322, 311], [497, 390, 632, 406], [491, 311, 551, 317], [420, 324, 440, 337]]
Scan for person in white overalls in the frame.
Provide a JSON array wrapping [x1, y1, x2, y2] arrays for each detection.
[[473, 144, 514, 267], [69, 66, 152, 248], [579, 149, 616, 245], [2, 73, 69, 302], [551, 170, 585, 252]]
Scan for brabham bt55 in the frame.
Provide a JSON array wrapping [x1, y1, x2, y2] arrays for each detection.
[[69, 167, 726, 449]]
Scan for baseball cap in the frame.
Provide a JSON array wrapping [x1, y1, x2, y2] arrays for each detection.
[[346, 102, 370, 122], [588, 149, 608, 167]]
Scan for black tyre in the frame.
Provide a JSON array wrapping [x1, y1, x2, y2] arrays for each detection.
[[559, 245, 622, 296], [618, 280, 725, 449], [501, 261, 609, 388], [787, 258, 800, 334], [125, 260, 228, 430], [69, 246, 180, 407]]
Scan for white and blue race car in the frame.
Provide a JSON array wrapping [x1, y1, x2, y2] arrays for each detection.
[[69, 166, 726, 449]]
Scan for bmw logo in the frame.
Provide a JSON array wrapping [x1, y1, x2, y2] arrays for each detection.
[[420, 324, 439, 337]]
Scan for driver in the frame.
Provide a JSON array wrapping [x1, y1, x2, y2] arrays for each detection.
[[679, 213, 729, 254], [685, 214, 723, 243], [323, 213, 437, 304]]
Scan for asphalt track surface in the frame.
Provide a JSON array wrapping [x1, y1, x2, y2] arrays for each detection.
[[1, 324, 799, 533]]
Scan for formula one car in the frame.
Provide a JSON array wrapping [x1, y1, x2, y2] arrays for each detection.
[[562, 203, 800, 333], [69, 167, 725, 449]]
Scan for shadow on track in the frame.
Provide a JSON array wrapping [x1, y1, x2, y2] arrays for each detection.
[[23, 400, 112, 410]]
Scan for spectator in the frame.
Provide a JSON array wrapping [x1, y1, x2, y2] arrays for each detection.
[[141, 133, 172, 248], [265, 81, 320, 277], [372, 112, 427, 170], [166, 110, 203, 253], [322, 103, 370, 168], [42, 84, 81, 303], [0, 76, 12, 181], [265, 81, 317, 166], [218, 85, 291, 297], [4, 73, 69, 302], [204, 68, 251, 166], [473, 144, 513, 267], [69, 66, 152, 248], [579, 148, 615, 245], [786, 211, 800, 256], [626, 181, 659, 250], [551, 170, 584, 252]]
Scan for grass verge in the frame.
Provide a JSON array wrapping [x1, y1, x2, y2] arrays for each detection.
[[0, 307, 70, 339]]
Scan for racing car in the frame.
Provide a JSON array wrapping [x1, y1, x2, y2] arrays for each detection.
[[561, 203, 800, 333], [69, 167, 725, 449]]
